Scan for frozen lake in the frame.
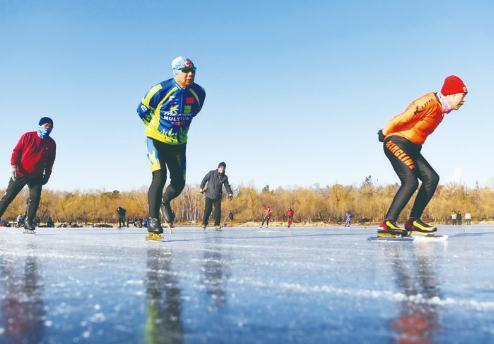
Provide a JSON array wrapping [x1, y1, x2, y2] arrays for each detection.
[[0, 225, 493, 343]]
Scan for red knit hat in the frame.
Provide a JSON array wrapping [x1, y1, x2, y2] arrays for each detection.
[[441, 75, 468, 96]]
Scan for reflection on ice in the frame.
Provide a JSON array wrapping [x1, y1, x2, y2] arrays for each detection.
[[0, 245, 45, 343], [0, 226, 493, 343], [145, 247, 183, 343]]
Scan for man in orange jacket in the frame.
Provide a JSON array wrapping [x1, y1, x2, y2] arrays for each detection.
[[377, 76, 467, 237], [260, 206, 272, 228]]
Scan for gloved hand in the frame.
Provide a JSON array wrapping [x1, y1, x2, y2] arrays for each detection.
[[378, 129, 385, 143], [11, 166, 17, 181], [228, 194, 233, 201], [42, 174, 50, 186]]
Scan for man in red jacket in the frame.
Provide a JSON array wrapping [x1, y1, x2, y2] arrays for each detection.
[[0, 117, 56, 232]]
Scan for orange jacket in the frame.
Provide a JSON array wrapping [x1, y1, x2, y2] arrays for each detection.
[[383, 93, 445, 145]]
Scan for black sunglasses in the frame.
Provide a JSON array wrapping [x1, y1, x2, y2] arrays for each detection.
[[180, 67, 196, 73]]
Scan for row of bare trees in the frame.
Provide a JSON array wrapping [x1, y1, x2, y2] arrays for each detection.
[[1, 177, 493, 224]]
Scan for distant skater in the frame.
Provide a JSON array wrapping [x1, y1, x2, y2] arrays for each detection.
[[117, 206, 127, 228], [137, 56, 206, 240], [377, 76, 467, 237], [0, 117, 56, 232], [200, 162, 233, 230], [286, 207, 295, 228], [345, 211, 353, 227], [261, 206, 272, 228]]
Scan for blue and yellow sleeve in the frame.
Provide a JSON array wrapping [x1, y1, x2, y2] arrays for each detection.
[[137, 83, 164, 125]]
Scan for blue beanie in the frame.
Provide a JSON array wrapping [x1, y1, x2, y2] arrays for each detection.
[[218, 162, 226, 169], [39, 117, 53, 126]]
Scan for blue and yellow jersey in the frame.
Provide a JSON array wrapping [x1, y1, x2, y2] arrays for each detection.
[[137, 78, 206, 145]]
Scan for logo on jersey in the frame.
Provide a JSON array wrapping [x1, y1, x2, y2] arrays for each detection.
[[184, 105, 192, 114], [186, 97, 195, 104]]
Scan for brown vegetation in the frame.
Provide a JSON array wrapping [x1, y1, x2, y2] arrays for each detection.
[[1, 177, 493, 225]]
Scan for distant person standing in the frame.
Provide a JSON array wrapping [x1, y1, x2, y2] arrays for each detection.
[[0, 117, 56, 232], [46, 216, 54, 228], [451, 211, 457, 225], [345, 211, 353, 227], [16, 214, 25, 228], [137, 56, 206, 240], [117, 206, 127, 228], [200, 162, 233, 230], [465, 212, 472, 225], [261, 206, 273, 228], [286, 207, 295, 228], [457, 211, 462, 226]]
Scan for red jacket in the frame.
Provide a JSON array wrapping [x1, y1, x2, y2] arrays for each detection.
[[11, 132, 56, 177]]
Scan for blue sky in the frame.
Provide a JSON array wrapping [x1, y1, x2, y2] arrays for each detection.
[[0, 0, 493, 191]]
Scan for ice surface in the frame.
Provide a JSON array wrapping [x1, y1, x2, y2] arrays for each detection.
[[1, 225, 494, 343]]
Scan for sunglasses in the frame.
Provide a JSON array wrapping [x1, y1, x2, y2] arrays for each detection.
[[180, 67, 196, 73]]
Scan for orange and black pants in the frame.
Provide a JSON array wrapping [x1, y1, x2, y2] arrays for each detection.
[[384, 136, 439, 222]]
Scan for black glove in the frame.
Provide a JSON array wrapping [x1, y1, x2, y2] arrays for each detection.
[[378, 129, 385, 143], [42, 174, 50, 186]]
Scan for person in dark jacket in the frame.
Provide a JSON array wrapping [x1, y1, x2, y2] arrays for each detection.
[[0, 117, 56, 232], [200, 162, 233, 229], [116, 206, 127, 228]]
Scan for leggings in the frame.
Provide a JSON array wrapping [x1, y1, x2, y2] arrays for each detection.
[[147, 138, 186, 220], [261, 216, 271, 226], [384, 136, 439, 222]]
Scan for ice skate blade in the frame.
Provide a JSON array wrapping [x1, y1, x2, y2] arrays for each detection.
[[369, 235, 413, 242], [412, 233, 448, 241]]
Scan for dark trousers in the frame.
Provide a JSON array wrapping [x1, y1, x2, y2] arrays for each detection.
[[203, 197, 222, 226], [147, 140, 186, 220], [118, 217, 126, 227], [261, 216, 271, 227], [384, 136, 439, 222], [0, 176, 42, 222]]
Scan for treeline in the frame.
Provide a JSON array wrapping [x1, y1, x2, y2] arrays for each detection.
[[1, 177, 493, 224]]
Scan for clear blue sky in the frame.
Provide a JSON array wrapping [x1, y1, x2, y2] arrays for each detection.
[[0, 0, 493, 191]]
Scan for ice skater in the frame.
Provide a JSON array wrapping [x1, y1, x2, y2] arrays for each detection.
[[286, 207, 295, 228], [137, 56, 206, 240], [345, 211, 353, 227], [260, 206, 272, 228], [200, 162, 234, 230], [377, 76, 467, 237], [0, 117, 56, 233]]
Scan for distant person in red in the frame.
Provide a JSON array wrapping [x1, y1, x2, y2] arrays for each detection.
[[286, 207, 295, 228], [260, 206, 272, 228], [0, 117, 56, 232]]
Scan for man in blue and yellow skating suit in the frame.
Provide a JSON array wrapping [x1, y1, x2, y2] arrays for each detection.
[[137, 56, 206, 236]]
